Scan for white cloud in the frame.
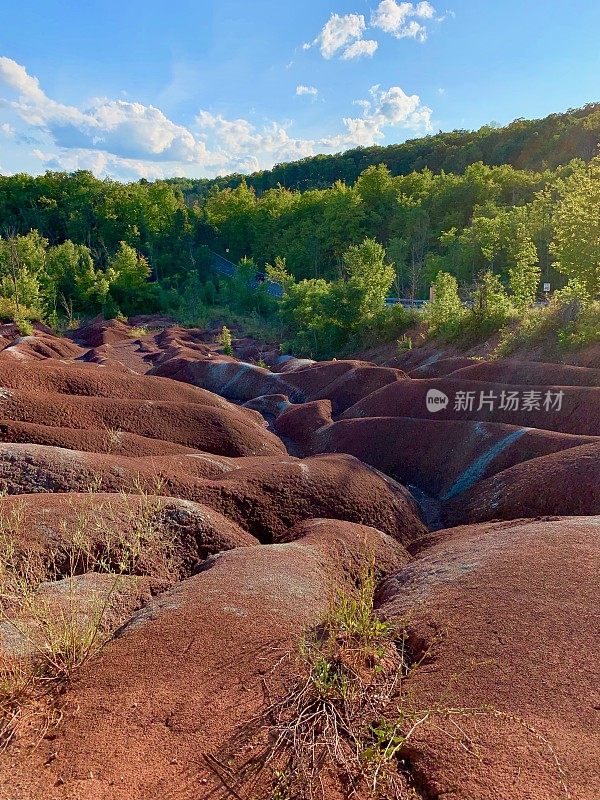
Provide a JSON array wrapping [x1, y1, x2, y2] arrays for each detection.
[[0, 56, 433, 180], [321, 85, 432, 149], [0, 56, 212, 172], [32, 147, 167, 180], [306, 13, 366, 59], [371, 0, 439, 41], [416, 2, 436, 19], [342, 40, 379, 59], [195, 111, 315, 168], [304, 2, 446, 60], [296, 85, 319, 97]]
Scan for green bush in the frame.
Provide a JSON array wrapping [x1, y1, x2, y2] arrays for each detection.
[[424, 271, 465, 339], [219, 325, 234, 356], [558, 301, 600, 350]]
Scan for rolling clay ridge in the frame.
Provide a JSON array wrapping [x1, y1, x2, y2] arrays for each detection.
[[0, 317, 598, 800]]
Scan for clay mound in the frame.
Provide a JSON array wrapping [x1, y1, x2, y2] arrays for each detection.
[[152, 356, 408, 413], [343, 377, 600, 435], [389, 343, 458, 373], [272, 354, 315, 372], [155, 325, 217, 346], [0, 321, 54, 339], [409, 355, 476, 377], [450, 358, 600, 386], [568, 341, 600, 368], [76, 345, 131, 371], [7, 519, 408, 800], [377, 517, 600, 799], [284, 360, 408, 413], [150, 356, 305, 403], [0, 444, 426, 544], [0, 389, 283, 456], [0, 492, 257, 572], [307, 416, 597, 500], [149, 343, 217, 367], [0, 419, 200, 457], [241, 393, 291, 420], [69, 316, 133, 348], [233, 336, 278, 364], [0, 359, 232, 406], [275, 400, 334, 450], [444, 440, 600, 524], [0, 334, 85, 362]]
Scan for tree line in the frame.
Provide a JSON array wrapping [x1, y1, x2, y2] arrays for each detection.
[[168, 102, 600, 198], [0, 110, 598, 354]]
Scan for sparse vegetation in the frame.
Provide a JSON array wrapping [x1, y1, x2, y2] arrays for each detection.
[[219, 324, 234, 356], [257, 561, 422, 799], [127, 325, 149, 338], [236, 559, 573, 800], [0, 487, 182, 748]]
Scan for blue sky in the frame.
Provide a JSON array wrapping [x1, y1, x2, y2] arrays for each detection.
[[1, 0, 599, 180]]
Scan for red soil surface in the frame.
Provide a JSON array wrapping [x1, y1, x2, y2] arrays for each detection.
[[449, 357, 600, 386], [377, 516, 600, 799], [342, 376, 600, 435], [0, 318, 596, 800]]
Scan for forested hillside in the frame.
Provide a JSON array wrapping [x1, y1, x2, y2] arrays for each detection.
[[169, 103, 600, 198], [0, 103, 598, 357]]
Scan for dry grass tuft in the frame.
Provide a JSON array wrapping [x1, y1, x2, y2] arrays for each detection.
[[0, 485, 181, 749]]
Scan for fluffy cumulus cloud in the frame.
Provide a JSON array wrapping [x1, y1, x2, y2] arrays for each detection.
[[296, 85, 319, 97], [304, 13, 366, 59], [0, 56, 212, 175], [0, 56, 433, 180], [305, 2, 445, 58], [341, 39, 379, 60], [321, 84, 432, 149], [195, 111, 316, 172], [371, 0, 438, 41]]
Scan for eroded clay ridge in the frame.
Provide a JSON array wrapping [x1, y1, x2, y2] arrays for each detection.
[[0, 317, 598, 800]]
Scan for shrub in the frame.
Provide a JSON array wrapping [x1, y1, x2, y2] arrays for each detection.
[[219, 325, 234, 356], [424, 271, 465, 338]]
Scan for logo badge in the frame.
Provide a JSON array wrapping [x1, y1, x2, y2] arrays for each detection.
[[426, 389, 449, 413]]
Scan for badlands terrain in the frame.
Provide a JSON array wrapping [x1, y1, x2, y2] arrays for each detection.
[[0, 316, 598, 800]]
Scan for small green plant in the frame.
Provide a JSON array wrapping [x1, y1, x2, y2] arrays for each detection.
[[0, 486, 181, 749], [219, 324, 234, 356], [14, 316, 34, 337], [258, 559, 409, 798], [127, 324, 149, 338], [396, 334, 412, 353]]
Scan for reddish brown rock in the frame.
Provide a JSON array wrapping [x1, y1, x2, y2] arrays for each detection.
[[0, 444, 426, 544], [377, 517, 600, 800], [0, 389, 282, 456], [3, 519, 408, 800], [444, 441, 600, 524], [342, 377, 600, 436]]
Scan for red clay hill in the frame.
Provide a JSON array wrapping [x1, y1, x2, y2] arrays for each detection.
[[0, 317, 597, 800]]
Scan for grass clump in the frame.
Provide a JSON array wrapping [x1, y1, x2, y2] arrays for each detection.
[[0, 487, 181, 749], [259, 561, 423, 799], [219, 324, 234, 356], [494, 282, 600, 358], [127, 324, 149, 338]]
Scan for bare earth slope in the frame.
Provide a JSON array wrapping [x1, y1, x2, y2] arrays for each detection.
[[0, 318, 597, 800]]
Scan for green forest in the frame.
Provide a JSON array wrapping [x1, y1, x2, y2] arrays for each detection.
[[0, 103, 599, 357]]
